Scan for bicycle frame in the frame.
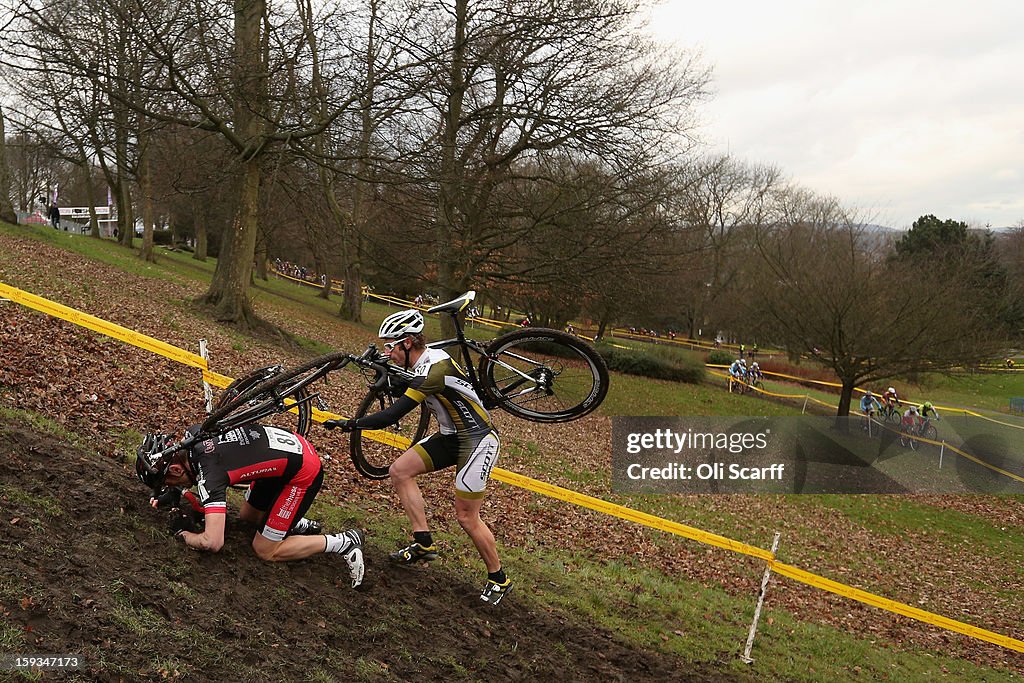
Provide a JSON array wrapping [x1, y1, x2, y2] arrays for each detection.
[[210, 356, 352, 431], [423, 306, 559, 409], [425, 314, 499, 406], [154, 349, 381, 461]]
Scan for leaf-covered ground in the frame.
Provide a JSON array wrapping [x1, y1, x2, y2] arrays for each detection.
[[1, 229, 1022, 679]]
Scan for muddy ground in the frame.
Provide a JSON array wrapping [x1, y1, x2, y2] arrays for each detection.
[[0, 418, 745, 682], [1, 229, 1022, 680]]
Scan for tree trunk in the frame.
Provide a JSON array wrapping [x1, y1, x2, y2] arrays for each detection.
[[117, 177, 134, 248], [835, 378, 856, 430], [196, 0, 267, 327], [81, 162, 101, 238], [138, 131, 156, 262], [0, 108, 18, 225], [254, 237, 268, 281], [201, 156, 260, 326], [313, 254, 330, 299], [192, 196, 207, 261], [435, 0, 468, 338]]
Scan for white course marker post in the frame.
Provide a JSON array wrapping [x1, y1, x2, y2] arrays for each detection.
[[741, 532, 782, 664], [199, 339, 214, 415]]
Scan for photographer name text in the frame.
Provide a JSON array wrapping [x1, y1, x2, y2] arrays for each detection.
[[625, 462, 785, 481]]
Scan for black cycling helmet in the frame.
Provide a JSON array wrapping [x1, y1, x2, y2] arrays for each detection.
[[135, 433, 174, 490]]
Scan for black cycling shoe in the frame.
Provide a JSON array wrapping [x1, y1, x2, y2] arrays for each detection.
[[389, 542, 438, 564], [480, 577, 513, 605]]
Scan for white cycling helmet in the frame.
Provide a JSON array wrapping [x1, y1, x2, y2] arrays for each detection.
[[888, 387, 896, 394], [752, 362, 759, 368], [379, 309, 424, 339], [739, 358, 746, 366]]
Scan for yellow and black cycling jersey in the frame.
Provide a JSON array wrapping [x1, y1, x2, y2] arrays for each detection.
[[350, 348, 495, 437], [404, 348, 494, 436]]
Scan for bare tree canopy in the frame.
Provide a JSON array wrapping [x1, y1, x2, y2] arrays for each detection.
[[744, 195, 1005, 418]]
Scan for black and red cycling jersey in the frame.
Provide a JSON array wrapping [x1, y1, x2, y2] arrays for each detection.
[[186, 424, 321, 518]]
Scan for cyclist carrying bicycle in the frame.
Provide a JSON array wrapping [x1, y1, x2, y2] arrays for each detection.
[[325, 309, 512, 605], [135, 425, 365, 587]]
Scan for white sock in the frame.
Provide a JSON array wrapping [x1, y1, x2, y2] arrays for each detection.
[[325, 530, 359, 554]]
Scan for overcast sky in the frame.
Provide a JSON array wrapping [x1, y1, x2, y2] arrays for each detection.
[[646, 0, 1024, 229]]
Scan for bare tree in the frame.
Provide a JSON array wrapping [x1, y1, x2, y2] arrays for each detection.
[[0, 108, 18, 224], [671, 155, 783, 338], [4, 0, 369, 327], [398, 0, 709, 331], [746, 192, 1004, 420]]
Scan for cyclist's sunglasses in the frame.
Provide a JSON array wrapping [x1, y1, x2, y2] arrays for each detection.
[[383, 337, 408, 352]]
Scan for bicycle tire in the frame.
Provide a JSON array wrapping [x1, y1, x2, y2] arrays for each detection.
[[884, 408, 902, 425], [202, 351, 352, 435], [349, 386, 431, 480], [479, 328, 608, 423], [920, 423, 938, 443], [215, 365, 312, 436]]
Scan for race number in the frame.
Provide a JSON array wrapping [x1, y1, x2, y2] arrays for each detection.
[[263, 426, 302, 454]]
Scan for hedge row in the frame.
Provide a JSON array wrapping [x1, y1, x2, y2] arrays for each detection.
[[705, 349, 734, 366], [595, 343, 706, 384]]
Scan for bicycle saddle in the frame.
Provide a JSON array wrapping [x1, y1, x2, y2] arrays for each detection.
[[427, 290, 475, 315]]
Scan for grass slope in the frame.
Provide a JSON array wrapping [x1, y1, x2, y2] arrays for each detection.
[[1, 221, 1021, 681]]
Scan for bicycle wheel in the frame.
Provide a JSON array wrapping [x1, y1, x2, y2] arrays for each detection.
[[215, 365, 312, 436], [920, 423, 938, 443], [349, 387, 431, 480], [202, 351, 351, 435], [884, 408, 902, 425], [479, 328, 609, 423]]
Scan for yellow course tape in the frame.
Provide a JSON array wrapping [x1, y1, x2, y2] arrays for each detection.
[[491, 468, 773, 561], [494, 467, 1024, 652], [1, 282, 207, 369], [770, 562, 1024, 652], [964, 410, 1024, 431], [202, 369, 235, 389], [5, 279, 1023, 654]]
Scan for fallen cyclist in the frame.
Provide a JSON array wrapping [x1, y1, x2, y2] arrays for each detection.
[[135, 424, 365, 587]]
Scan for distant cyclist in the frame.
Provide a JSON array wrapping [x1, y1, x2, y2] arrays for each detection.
[[919, 401, 941, 422], [324, 309, 512, 605], [860, 391, 881, 426], [135, 424, 365, 587], [729, 358, 746, 380], [882, 386, 901, 409], [901, 404, 921, 432], [749, 361, 762, 382]]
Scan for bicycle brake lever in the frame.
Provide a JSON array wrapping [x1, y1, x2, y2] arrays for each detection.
[[358, 344, 378, 362]]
